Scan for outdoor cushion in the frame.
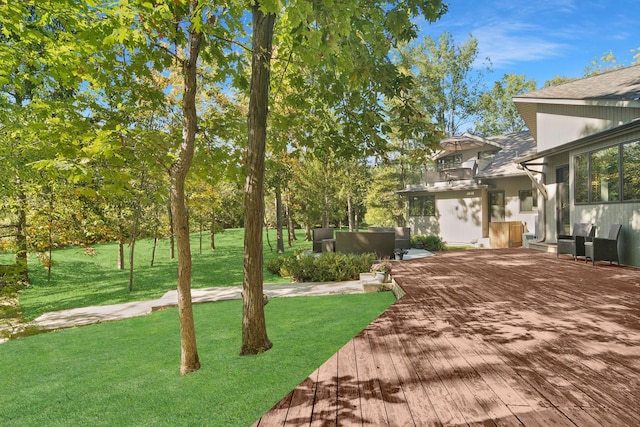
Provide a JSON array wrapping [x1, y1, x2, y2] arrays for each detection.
[[557, 223, 594, 260], [585, 224, 622, 266]]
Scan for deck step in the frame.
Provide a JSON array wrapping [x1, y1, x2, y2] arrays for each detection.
[[528, 241, 557, 253], [359, 272, 392, 293]]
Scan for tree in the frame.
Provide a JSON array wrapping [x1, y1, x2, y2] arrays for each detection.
[[241, 2, 276, 356], [0, 1, 92, 280], [168, 5, 202, 373], [239, 0, 447, 355], [365, 164, 406, 227], [474, 73, 537, 136], [406, 33, 488, 136]]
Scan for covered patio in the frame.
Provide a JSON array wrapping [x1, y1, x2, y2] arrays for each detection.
[[253, 249, 640, 426]]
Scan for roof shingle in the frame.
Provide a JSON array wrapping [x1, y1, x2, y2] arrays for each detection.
[[516, 64, 640, 101]]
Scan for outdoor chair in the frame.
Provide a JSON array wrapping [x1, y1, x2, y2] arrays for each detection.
[[557, 223, 595, 260], [584, 224, 622, 266]]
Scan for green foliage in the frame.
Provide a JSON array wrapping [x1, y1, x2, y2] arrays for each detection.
[[275, 252, 376, 282], [411, 234, 446, 251], [266, 256, 286, 276], [402, 32, 488, 136], [19, 229, 309, 319], [0, 264, 27, 291], [474, 73, 537, 136], [0, 293, 395, 426], [365, 165, 406, 226]]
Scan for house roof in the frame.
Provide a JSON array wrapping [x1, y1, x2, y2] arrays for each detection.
[[399, 131, 535, 196], [397, 182, 493, 195], [476, 131, 536, 178], [513, 64, 640, 139], [516, 64, 640, 101]]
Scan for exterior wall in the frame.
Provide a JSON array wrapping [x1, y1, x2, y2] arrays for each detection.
[[568, 129, 640, 267], [535, 152, 570, 243], [573, 203, 640, 267], [536, 104, 640, 152], [436, 191, 484, 245], [407, 176, 538, 247]]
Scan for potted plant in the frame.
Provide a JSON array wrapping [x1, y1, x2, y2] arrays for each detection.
[[371, 261, 392, 282]]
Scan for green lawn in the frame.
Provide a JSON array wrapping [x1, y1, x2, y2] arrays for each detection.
[[1, 292, 395, 426], [20, 228, 309, 319]]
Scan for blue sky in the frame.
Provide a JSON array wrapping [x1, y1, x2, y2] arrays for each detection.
[[418, 0, 640, 88]]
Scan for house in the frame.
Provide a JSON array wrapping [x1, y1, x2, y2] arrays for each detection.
[[399, 131, 539, 247], [514, 64, 640, 267]]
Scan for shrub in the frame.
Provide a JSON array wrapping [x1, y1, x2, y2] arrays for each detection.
[[411, 234, 446, 251], [272, 252, 376, 282], [266, 256, 287, 276]]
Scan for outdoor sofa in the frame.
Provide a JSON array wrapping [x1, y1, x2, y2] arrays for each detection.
[[367, 227, 411, 250]]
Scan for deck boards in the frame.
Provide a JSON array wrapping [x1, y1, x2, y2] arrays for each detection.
[[253, 249, 640, 426]]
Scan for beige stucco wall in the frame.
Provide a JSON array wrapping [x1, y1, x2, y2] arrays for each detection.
[[407, 176, 538, 246]]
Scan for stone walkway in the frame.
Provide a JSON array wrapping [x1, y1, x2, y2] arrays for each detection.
[[32, 281, 365, 331], [2, 248, 434, 339]]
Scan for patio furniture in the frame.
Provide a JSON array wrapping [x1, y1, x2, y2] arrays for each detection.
[[584, 224, 622, 266], [312, 228, 334, 253], [367, 227, 411, 249], [335, 231, 395, 259], [557, 223, 594, 260]]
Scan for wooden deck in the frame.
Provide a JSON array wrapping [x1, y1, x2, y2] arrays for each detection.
[[252, 249, 640, 426]]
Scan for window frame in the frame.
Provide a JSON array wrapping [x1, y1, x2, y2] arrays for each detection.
[[518, 189, 537, 212], [436, 154, 463, 171], [574, 139, 640, 204], [408, 195, 436, 217]]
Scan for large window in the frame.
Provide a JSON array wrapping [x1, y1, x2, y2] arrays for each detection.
[[575, 154, 588, 203], [574, 140, 640, 203], [623, 140, 640, 201], [436, 154, 462, 171], [590, 145, 619, 202], [519, 189, 537, 212], [409, 195, 435, 217]]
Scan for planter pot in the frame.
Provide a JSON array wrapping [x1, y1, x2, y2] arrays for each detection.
[[375, 272, 385, 282]]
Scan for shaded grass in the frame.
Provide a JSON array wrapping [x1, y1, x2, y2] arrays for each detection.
[[20, 229, 310, 319], [1, 292, 395, 427]]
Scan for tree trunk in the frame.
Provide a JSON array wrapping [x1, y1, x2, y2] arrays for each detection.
[[322, 163, 330, 228], [15, 187, 29, 281], [169, 16, 202, 375], [118, 240, 125, 270], [167, 198, 175, 260], [209, 214, 215, 250], [151, 228, 158, 267], [264, 219, 272, 252], [285, 188, 296, 246], [128, 213, 139, 292], [347, 193, 354, 232], [240, 2, 275, 356], [275, 185, 284, 254]]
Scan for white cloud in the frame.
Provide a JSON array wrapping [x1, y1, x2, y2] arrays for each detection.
[[472, 22, 570, 68]]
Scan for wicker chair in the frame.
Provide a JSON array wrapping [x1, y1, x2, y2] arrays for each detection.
[[584, 224, 622, 266], [557, 223, 595, 260]]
